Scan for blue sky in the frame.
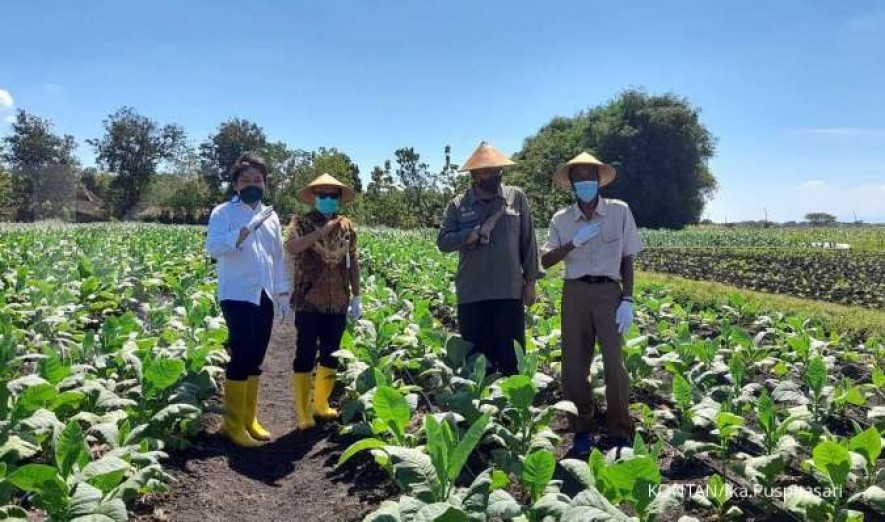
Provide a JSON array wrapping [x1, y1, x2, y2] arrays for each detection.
[[1, 0, 884, 222]]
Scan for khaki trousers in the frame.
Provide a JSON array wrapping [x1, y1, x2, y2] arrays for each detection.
[[561, 280, 633, 438]]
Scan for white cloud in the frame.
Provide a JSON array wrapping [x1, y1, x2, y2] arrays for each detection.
[[0, 89, 13, 109], [3, 115, 15, 124], [43, 83, 61, 92]]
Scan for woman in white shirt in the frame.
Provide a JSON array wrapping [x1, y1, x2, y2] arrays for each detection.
[[206, 153, 291, 447]]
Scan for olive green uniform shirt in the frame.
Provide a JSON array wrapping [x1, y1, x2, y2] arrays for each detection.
[[437, 184, 540, 304]]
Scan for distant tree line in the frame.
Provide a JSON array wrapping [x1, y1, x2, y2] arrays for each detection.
[[0, 89, 723, 229]]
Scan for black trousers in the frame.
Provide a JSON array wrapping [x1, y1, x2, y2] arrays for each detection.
[[220, 290, 275, 381], [293, 311, 347, 373], [457, 299, 525, 376]]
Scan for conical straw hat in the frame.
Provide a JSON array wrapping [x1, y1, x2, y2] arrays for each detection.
[[458, 141, 516, 173], [298, 173, 356, 204], [552, 152, 616, 190]]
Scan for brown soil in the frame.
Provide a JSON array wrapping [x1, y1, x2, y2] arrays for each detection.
[[133, 319, 394, 522]]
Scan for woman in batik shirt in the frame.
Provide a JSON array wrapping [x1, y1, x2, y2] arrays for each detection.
[[284, 173, 361, 430]]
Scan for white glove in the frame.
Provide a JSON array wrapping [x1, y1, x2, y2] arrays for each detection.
[[349, 295, 362, 319], [247, 207, 274, 232], [615, 299, 633, 335], [275, 293, 290, 322], [571, 223, 600, 247]]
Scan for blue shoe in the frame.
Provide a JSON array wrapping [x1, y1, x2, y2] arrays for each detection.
[[571, 433, 595, 457]]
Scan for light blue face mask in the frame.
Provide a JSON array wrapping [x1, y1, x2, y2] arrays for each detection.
[[315, 196, 339, 216], [573, 180, 599, 203]]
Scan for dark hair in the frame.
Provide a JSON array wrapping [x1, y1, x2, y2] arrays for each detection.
[[230, 152, 269, 183]]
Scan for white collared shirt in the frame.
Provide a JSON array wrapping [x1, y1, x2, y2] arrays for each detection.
[[542, 198, 644, 281], [206, 196, 291, 305]]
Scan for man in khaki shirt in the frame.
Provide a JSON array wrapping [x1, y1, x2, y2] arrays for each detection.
[[541, 152, 644, 456]]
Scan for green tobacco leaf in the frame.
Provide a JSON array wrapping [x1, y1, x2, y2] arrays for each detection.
[[0, 435, 40, 461], [0, 505, 28, 521], [7, 463, 65, 493], [783, 485, 831, 521], [68, 481, 103, 518], [144, 358, 185, 393], [736, 453, 785, 488], [491, 468, 510, 491], [448, 413, 490, 482], [563, 487, 633, 521], [672, 374, 692, 410], [707, 474, 728, 507], [338, 438, 386, 467], [813, 439, 851, 489], [522, 450, 556, 502], [152, 402, 200, 421], [81, 455, 131, 494], [848, 485, 885, 515], [13, 383, 57, 419], [486, 489, 522, 519], [7, 463, 68, 511], [757, 390, 775, 435], [837, 386, 866, 407], [38, 349, 71, 385], [804, 356, 827, 397], [423, 415, 449, 488], [872, 367, 885, 389], [644, 482, 683, 521], [374, 387, 411, 434], [413, 503, 467, 522], [560, 458, 595, 489], [848, 427, 882, 469], [384, 446, 439, 502], [500, 375, 537, 410], [55, 420, 90, 478], [598, 455, 661, 505]]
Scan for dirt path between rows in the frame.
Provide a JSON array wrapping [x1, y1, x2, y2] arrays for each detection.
[[135, 319, 394, 522]]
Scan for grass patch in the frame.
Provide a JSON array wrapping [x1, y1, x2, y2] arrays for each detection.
[[637, 270, 885, 339]]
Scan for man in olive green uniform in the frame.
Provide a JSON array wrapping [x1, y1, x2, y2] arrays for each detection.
[[437, 141, 540, 376], [541, 152, 644, 456]]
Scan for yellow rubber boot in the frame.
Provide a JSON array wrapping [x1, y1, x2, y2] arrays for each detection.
[[292, 373, 316, 430], [245, 376, 272, 441], [313, 365, 339, 420], [219, 380, 262, 447]]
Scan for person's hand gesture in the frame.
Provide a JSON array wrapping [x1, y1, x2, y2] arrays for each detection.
[[571, 223, 600, 248]]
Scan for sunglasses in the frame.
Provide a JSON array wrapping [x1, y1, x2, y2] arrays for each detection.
[[315, 193, 339, 200]]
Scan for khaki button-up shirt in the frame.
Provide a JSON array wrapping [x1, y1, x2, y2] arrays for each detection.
[[437, 184, 540, 304], [542, 198, 644, 281]]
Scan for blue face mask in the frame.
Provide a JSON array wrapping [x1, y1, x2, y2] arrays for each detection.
[[573, 181, 599, 203], [315, 196, 339, 216]]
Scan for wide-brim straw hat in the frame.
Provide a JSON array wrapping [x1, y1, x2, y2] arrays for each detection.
[[458, 141, 517, 173], [552, 152, 617, 190], [298, 173, 356, 204]]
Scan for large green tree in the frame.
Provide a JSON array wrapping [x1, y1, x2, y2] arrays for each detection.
[[804, 212, 837, 226], [1, 109, 79, 220], [274, 147, 363, 220], [0, 167, 15, 221], [88, 107, 186, 219], [199, 118, 269, 198], [511, 89, 717, 228]]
